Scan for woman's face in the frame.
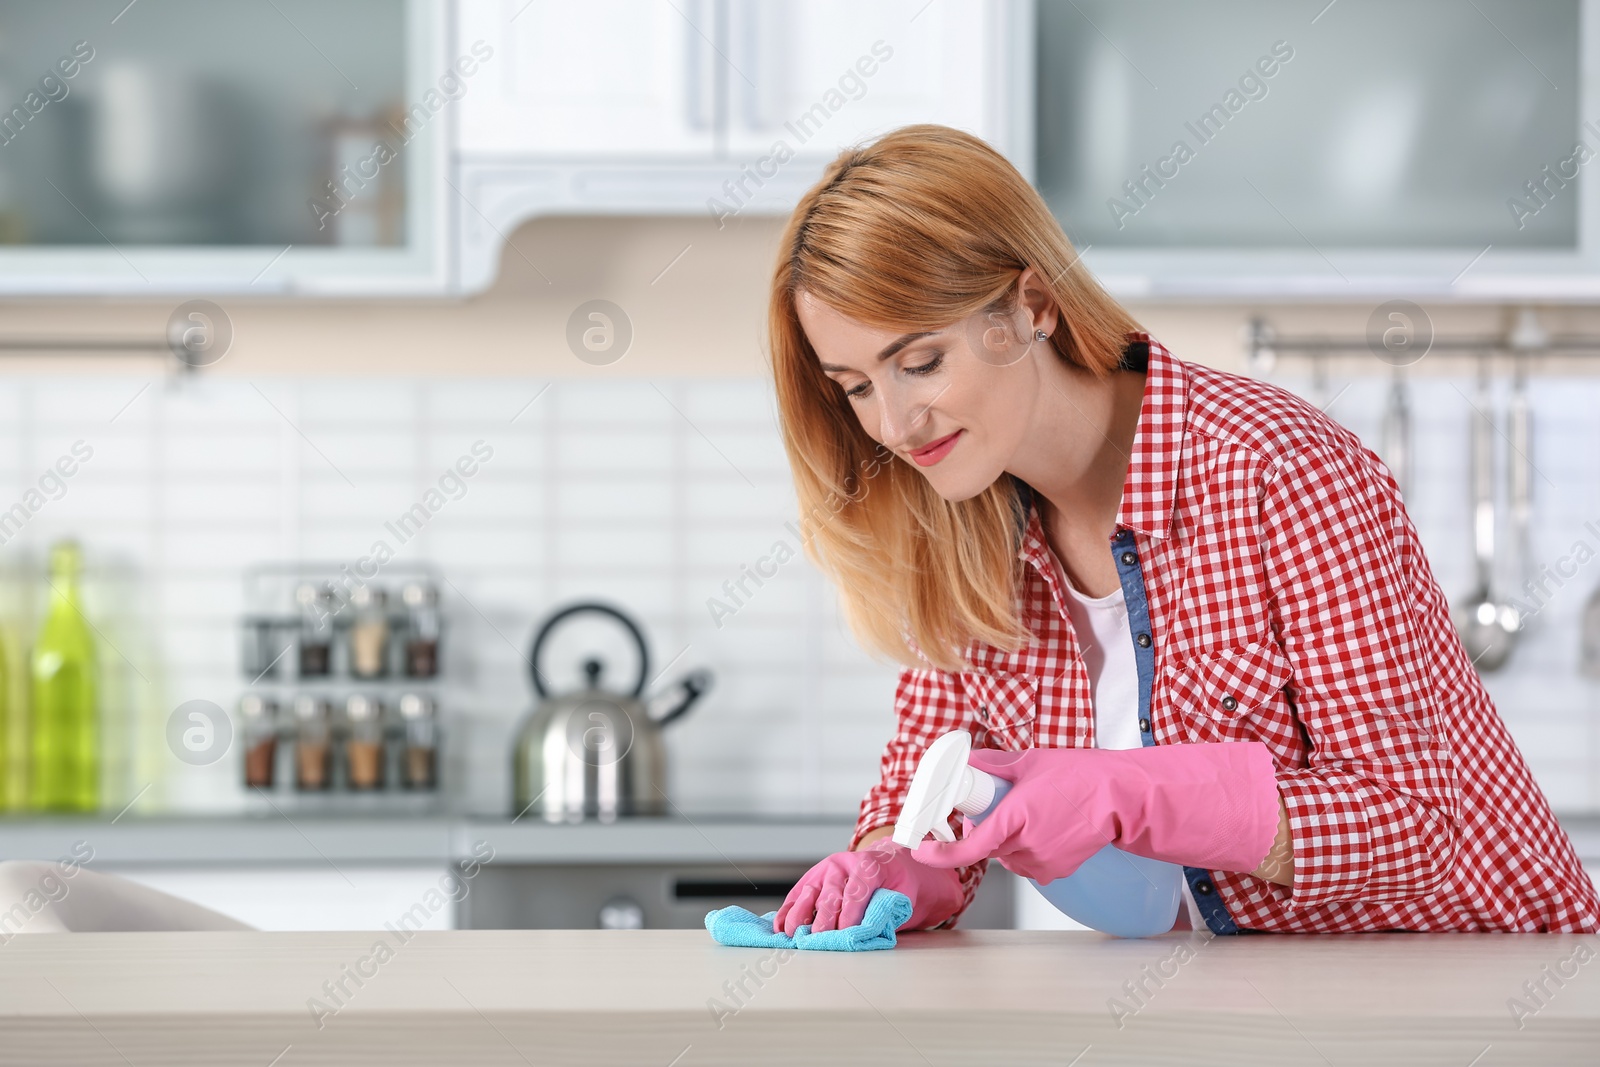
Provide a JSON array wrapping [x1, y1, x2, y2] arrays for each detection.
[[797, 276, 1056, 502]]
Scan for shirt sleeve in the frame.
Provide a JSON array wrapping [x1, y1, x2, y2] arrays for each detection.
[[1258, 437, 1463, 908], [851, 666, 989, 928]]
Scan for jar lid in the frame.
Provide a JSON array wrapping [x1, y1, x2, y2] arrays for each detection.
[[399, 693, 436, 719], [293, 694, 329, 721], [346, 694, 381, 721], [401, 582, 438, 607], [239, 694, 277, 719]]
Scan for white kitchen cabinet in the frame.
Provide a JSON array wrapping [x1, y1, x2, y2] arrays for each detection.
[[457, 0, 1013, 163], [456, 0, 717, 158], [113, 866, 459, 932], [451, 0, 1029, 293], [723, 0, 1003, 160]]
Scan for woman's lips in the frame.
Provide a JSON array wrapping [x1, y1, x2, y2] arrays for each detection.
[[909, 430, 963, 467]]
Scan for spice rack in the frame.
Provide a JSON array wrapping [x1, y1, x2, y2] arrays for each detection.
[[238, 563, 445, 812]]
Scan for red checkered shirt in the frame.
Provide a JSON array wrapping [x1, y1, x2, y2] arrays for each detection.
[[850, 335, 1600, 933]]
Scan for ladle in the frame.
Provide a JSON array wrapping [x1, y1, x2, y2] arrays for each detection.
[[1452, 352, 1520, 671], [1380, 364, 1412, 499]]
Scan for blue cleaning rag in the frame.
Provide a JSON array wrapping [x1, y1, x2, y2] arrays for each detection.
[[704, 887, 913, 951]]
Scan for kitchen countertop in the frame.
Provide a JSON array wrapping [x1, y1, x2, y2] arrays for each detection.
[[0, 813, 859, 867], [3, 929, 1596, 1066]]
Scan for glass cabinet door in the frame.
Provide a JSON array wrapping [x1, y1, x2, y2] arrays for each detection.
[[0, 0, 448, 293], [1035, 0, 1581, 251]]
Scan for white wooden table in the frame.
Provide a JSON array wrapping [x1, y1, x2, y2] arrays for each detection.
[[2, 929, 1596, 1065]]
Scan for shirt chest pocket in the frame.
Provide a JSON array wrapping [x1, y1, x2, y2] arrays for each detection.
[[960, 670, 1039, 749], [1162, 639, 1295, 730]]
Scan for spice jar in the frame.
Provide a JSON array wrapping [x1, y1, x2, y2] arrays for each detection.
[[296, 582, 333, 678], [240, 695, 279, 789], [344, 694, 385, 790], [293, 695, 332, 791], [398, 693, 438, 790], [348, 585, 390, 679], [241, 617, 282, 680], [401, 581, 440, 678]]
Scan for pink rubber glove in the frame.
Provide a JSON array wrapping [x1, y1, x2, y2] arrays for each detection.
[[774, 838, 965, 936], [908, 742, 1280, 883]]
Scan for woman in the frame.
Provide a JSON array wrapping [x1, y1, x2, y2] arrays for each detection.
[[770, 125, 1598, 938]]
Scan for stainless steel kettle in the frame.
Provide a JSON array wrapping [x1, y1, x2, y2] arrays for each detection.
[[511, 602, 710, 822]]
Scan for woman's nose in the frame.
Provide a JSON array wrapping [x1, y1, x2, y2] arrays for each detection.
[[876, 382, 929, 449]]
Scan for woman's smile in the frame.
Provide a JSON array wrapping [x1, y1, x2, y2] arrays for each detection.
[[909, 429, 963, 466]]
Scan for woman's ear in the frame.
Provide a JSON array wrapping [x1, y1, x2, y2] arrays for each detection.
[[1015, 267, 1060, 341]]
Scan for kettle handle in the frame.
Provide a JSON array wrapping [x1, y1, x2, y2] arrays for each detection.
[[650, 668, 713, 729], [529, 602, 650, 699]]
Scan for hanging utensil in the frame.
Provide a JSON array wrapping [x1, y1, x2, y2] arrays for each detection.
[[1310, 347, 1330, 411], [1581, 574, 1600, 678], [1580, 414, 1600, 676], [1508, 359, 1534, 624], [1380, 364, 1412, 499], [1453, 352, 1520, 671]]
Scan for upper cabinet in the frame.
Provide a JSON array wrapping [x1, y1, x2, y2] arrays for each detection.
[[0, 0, 451, 295], [720, 1, 999, 160], [452, 0, 1026, 292], [0, 0, 1026, 296], [1033, 0, 1600, 298], [458, 0, 1019, 162], [13, 0, 1600, 299], [456, 0, 717, 158]]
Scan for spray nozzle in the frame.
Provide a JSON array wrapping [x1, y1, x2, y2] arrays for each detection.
[[891, 731, 999, 848]]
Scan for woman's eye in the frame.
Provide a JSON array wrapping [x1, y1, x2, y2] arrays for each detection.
[[905, 353, 944, 377], [844, 381, 871, 399]]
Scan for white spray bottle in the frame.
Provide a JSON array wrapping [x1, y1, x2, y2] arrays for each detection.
[[893, 731, 1185, 938]]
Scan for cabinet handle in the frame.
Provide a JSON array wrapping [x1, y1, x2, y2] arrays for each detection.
[[730, 0, 769, 131], [684, 0, 716, 131]]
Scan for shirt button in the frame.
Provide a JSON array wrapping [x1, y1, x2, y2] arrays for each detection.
[[977, 705, 990, 722], [1138, 717, 1151, 733], [1120, 551, 1137, 566], [1194, 879, 1214, 895], [1136, 633, 1151, 648], [1220, 696, 1238, 711]]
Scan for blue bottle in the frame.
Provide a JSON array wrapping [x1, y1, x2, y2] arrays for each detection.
[[892, 731, 1184, 938], [975, 776, 1184, 938]]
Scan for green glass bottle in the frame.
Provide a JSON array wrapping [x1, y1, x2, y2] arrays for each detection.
[[0, 631, 16, 812], [30, 541, 98, 812]]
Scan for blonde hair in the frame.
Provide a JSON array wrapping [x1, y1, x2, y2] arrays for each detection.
[[769, 124, 1144, 671]]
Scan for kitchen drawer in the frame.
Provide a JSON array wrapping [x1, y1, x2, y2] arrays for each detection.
[[110, 865, 458, 932]]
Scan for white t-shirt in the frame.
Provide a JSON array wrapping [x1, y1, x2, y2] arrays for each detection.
[[1061, 568, 1205, 931]]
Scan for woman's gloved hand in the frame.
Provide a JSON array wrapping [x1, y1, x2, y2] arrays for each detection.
[[774, 838, 965, 936], [908, 742, 1281, 884]]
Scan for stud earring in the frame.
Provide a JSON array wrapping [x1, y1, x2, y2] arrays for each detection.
[[1035, 330, 1048, 340]]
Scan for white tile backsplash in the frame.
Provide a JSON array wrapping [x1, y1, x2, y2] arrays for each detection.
[[553, 381, 675, 425], [1, 369, 1597, 820], [555, 429, 676, 473]]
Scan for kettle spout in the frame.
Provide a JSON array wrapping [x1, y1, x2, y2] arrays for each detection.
[[648, 668, 712, 728]]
